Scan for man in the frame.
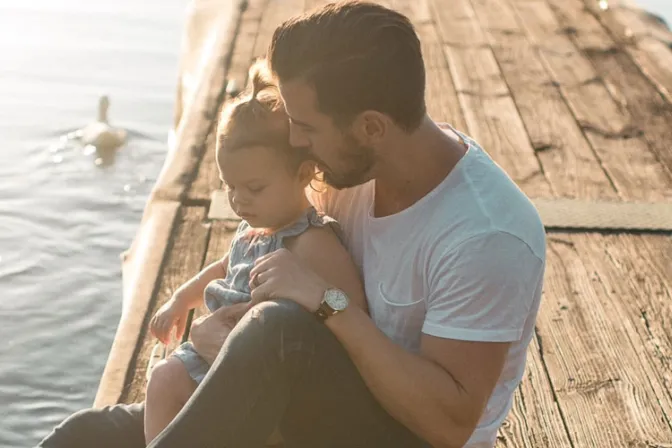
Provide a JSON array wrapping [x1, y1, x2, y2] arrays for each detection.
[[37, 2, 545, 447]]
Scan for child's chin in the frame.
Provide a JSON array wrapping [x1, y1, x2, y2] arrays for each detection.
[[244, 217, 268, 229]]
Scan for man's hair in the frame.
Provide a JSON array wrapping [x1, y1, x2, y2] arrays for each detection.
[[267, 1, 426, 132]]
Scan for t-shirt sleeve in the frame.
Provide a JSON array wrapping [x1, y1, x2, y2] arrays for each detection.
[[422, 231, 544, 343]]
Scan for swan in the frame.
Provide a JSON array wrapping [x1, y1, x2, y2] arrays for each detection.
[[73, 95, 127, 151]]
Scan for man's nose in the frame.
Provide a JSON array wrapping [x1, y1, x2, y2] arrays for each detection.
[[289, 125, 310, 148]]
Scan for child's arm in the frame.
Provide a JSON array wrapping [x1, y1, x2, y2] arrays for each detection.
[[172, 253, 229, 310], [285, 227, 368, 314], [150, 253, 229, 344]]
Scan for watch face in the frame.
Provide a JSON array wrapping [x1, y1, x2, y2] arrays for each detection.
[[324, 288, 349, 311]]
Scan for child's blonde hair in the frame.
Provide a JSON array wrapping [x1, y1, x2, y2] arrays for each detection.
[[216, 59, 310, 173]]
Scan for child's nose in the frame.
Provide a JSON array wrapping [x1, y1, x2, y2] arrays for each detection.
[[231, 191, 251, 206]]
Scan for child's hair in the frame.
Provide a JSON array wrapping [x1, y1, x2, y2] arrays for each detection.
[[215, 59, 311, 173]]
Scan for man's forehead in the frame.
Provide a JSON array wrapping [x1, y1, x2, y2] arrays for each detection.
[[279, 79, 317, 116]]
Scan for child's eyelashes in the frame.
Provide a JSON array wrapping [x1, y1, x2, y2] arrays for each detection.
[[223, 182, 266, 195]]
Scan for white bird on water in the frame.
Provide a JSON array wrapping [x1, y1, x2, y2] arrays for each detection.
[[70, 95, 127, 151]]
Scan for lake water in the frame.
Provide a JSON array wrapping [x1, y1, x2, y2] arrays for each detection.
[[0, 1, 187, 446], [0, 1, 670, 447]]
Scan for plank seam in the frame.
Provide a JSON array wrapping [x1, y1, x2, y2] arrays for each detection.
[[177, 0, 251, 202], [505, 0, 622, 199], [425, 1, 470, 132], [584, 2, 672, 104], [118, 204, 185, 401], [560, 6, 672, 181], [534, 328, 577, 448], [451, 0, 556, 196]]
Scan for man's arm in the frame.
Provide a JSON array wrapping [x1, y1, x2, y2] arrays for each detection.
[[285, 225, 368, 313], [325, 307, 509, 448], [323, 232, 543, 448]]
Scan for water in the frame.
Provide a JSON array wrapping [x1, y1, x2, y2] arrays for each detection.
[[0, 1, 187, 446]]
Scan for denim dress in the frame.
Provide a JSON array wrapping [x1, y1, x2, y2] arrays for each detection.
[[171, 206, 341, 383]]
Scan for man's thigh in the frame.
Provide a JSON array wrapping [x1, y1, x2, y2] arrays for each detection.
[[36, 402, 145, 448], [273, 302, 428, 448]]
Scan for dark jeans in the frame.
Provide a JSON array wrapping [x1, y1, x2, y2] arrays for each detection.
[[37, 299, 428, 448]]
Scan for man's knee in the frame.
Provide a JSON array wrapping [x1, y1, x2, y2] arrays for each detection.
[[232, 299, 322, 356]]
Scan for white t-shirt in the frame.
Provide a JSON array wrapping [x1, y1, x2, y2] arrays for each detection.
[[309, 125, 546, 447]]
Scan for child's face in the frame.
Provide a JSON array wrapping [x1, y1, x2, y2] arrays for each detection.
[[218, 145, 311, 229]]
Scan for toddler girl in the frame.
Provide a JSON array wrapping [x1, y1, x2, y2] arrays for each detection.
[[143, 61, 363, 445]]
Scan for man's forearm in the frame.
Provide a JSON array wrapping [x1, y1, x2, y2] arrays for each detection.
[[325, 307, 474, 448]]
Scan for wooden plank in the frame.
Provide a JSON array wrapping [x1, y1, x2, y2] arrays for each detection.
[[465, 0, 617, 200], [417, 22, 469, 134], [617, 234, 672, 385], [494, 334, 572, 448], [94, 200, 181, 408], [187, 0, 267, 202], [536, 234, 672, 446], [252, 0, 306, 60], [531, 198, 672, 231], [186, 127, 219, 202], [119, 206, 210, 404], [547, 0, 672, 178], [152, 0, 245, 203], [510, 0, 672, 202], [572, 233, 672, 418], [385, 0, 468, 132], [191, 221, 238, 321], [581, 0, 672, 103], [430, 0, 488, 48], [425, 0, 552, 196], [441, 41, 553, 198]]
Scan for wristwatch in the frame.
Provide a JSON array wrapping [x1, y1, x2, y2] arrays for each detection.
[[314, 288, 349, 322]]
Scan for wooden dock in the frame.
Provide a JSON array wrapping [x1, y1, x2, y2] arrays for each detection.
[[94, 0, 672, 446]]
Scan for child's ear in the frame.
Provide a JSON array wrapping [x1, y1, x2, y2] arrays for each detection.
[[297, 160, 317, 187]]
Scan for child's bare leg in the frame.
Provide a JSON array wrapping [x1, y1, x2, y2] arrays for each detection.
[[144, 357, 197, 444]]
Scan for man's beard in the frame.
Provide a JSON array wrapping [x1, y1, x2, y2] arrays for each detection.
[[320, 134, 376, 190]]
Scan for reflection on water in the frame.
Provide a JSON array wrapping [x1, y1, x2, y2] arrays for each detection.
[[0, 1, 187, 447]]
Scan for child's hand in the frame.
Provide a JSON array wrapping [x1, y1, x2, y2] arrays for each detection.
[[150, 295, 189, 345]]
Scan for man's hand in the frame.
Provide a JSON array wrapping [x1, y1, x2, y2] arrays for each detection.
[[190, 302, 251, 365], [249, 248, 330, 312]]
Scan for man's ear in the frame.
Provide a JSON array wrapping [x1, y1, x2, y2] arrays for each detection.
[[352, 111, 387, 144]]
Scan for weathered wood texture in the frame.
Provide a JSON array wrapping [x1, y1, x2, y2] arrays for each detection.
[[107, 0, 672, 446], [119, 206, 210, 404], [548, 0, 672, 179], [540, 234, 672, 446], [581, 0, 672, 104], [186, 0, 268, 202], [191, 221, 238, 322], [510, 0, 672, 202], [94, 200, 181, 407], [429, 0, 554, 199]]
